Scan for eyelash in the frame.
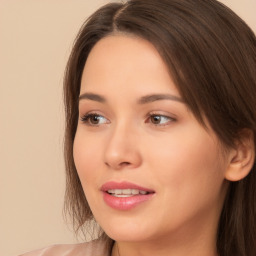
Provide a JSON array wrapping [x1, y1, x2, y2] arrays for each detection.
[[80, 112, 176, 127], [80, 112, 110, 126]]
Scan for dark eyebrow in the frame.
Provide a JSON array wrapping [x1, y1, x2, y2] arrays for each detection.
[[79, 93, 106, 103], [137, 94, 184, 104], [79, 92, 184, 104]]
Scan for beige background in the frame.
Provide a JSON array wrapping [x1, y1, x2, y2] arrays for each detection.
[[1, 1, 255, 256]]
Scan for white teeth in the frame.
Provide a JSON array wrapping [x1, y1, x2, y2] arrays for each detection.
[[107, 189, 148, 197], [131, 189, 139, 195]]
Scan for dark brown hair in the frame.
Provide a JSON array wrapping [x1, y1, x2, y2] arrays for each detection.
[[63, 0, 256, 255]]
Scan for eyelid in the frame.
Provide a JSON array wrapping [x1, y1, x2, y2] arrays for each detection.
[[80, 112, 109, 126], [146, 111, 177, 126]]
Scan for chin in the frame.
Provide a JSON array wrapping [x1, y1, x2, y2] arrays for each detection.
[[98, 218, 158, 243], [105, 229, 151, 243]]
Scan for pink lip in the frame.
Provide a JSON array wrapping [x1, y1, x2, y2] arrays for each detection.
[[101, 181, 155, 210], [101, 181, 155, 192]]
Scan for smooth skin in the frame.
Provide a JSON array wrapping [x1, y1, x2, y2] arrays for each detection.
[[73, 34, 254, 256]]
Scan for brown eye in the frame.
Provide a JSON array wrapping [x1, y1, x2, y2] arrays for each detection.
[[148, 114, 176, 126], [90, 115, 101, 124], [150, 115, 161, 124], [81, 113, 108, 126]]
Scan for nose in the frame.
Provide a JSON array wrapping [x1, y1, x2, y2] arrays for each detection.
[[104, 122, 142, 170]]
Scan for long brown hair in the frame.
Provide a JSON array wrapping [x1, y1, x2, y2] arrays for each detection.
[[63, 0, 256, 255]]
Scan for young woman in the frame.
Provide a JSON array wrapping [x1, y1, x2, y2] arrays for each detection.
[[20, 0, 256, 255]]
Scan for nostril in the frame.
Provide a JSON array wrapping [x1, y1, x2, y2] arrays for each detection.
[[104, 161, 130, 169], [120, 162, 131, 166]]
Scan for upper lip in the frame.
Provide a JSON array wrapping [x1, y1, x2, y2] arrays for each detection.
[[101, 181, 155, 193]]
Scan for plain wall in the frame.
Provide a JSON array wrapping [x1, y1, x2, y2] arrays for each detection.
[[1, 1, 255, 256]]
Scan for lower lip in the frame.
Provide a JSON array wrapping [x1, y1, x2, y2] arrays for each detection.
[[102, 192, 154, 210]]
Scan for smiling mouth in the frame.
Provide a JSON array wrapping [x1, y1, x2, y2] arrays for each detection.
[[107, 189, 150, 197], [101, 181, 155, 210], [101, 181, 155, 195]]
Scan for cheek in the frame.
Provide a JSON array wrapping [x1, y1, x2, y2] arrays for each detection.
[[73, 130, 102, 186], [146, 127, 225, 199]]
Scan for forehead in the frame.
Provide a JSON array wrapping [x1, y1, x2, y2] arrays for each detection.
[[80, 34, 179, 98], [84, 34, 163, 70]]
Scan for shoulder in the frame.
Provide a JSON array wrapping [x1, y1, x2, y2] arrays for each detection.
[[18, 239, 110, 256]]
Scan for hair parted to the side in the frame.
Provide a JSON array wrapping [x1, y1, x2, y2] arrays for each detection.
[[63, 0, 256, 255]]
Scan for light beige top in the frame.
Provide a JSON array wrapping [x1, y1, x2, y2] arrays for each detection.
[[19, 239, 110, 256]]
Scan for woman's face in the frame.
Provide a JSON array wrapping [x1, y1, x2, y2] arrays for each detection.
[[73, 35, 229, 244]]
